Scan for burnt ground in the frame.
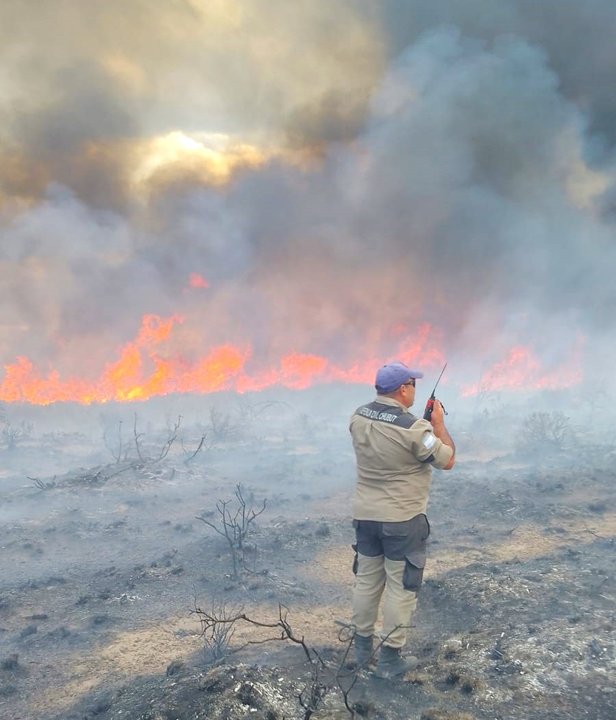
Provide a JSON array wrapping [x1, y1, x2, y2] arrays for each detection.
[[0, 390, 615, 720]]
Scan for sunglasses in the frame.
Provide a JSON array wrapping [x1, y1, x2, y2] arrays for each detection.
[[402, 378, 416, 387]]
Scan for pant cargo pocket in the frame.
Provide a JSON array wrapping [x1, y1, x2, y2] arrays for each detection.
[[402, 552, 426, 592]]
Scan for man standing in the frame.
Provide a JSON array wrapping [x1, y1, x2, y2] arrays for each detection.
[[349, 361, 455, 678]]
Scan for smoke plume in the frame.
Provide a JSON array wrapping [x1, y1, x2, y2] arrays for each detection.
[[1, 0, 614, 399]]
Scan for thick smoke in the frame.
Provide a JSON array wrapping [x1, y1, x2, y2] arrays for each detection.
[[380, 0, 616, 151], [0, 0, 614, 394]]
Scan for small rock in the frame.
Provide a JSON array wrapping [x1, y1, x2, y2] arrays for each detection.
[[442, 638, 463, 658], [19, 624, 37, 639], [166, 659, 184, 676], [1, 654, 19, 670]]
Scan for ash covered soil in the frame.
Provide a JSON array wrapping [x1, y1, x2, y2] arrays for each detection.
[[0, 389, 615, 720]]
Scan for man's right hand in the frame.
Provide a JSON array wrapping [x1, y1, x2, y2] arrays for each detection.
[[430, 399, 445, 424], [429, 399, 455, 469]]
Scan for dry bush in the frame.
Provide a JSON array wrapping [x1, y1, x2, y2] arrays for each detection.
[[208, 405, 244, 443], [103, 414, 203, 465], [193, 603, 358, 719], [2, 420, 33, 450], [199, 598, 242, 663], [515, 411, 572, 455], [196, 484, 267, 578]]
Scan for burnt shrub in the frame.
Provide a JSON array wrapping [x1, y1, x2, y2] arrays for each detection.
[[514, 411, 572, 456], [315, 522, 330, 537]]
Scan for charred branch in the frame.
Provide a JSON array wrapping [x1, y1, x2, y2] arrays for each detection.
[[133, 413, 146, 462], [190, 604, 395, 718], [181, 431, 209, 464], [103, 414, 184, 466], [157, 415, 182, 461], [192, 603, 353, 719], [29, 475, 57, 490], [103, 420, 128, 463]]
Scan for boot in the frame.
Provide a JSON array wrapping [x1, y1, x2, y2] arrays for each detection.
[[353, 633, 374, 668], [375, 645, 418, 679]]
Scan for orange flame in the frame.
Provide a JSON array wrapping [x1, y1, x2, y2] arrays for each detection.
[[0, 314, 585, 405], [0, 315, 446, 405], [188, 273, 209, 289], [461, 339, 584, 397]]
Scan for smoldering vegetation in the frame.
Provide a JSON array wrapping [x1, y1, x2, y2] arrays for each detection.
[[0, 385, 614, 720]]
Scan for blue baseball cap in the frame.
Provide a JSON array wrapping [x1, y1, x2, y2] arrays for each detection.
[[375, 361, 423, 394]]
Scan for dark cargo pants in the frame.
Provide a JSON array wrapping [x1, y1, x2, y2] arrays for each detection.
[[351, 514, 430, 648]]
